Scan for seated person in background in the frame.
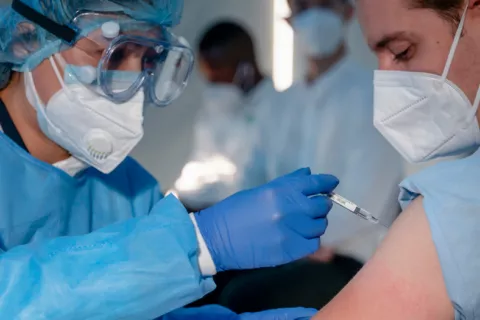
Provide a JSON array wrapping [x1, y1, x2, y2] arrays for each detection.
[[172, 21, 276, 211]]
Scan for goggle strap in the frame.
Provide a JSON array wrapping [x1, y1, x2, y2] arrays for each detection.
[[11, 0, 79, 45]]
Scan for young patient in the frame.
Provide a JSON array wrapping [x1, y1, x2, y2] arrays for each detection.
[[312, 0, 480, 319]]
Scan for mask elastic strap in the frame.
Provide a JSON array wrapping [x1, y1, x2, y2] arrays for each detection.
[[24, 71, 61, 134], [442, 5, 469, 80], [474, 87, 480, 146], [53, 53, 67, 69], [471, 85, 480, 116], [49, 56, 73, 97]]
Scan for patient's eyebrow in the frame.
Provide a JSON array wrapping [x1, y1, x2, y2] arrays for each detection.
[[372, 31, 408, 50]]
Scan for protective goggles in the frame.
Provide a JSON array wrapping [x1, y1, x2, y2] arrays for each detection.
[[12, 1, 194, 107]]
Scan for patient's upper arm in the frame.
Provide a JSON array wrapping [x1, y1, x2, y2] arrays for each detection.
[[313, 197, 454, 320]]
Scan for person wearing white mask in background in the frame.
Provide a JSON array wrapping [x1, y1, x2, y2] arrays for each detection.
[[260, 0, 404, 263], [172, 21, 276, 211]]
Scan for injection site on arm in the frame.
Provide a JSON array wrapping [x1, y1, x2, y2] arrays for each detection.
[[312, 197, 454, 320]]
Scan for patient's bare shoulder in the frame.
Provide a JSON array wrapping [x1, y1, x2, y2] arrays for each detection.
[[313, 197, 453, 320]]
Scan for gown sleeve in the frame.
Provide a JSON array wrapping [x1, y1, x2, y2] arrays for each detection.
[[0, 195, 215, 320]]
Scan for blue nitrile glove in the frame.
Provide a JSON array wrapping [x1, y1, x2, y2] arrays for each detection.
[[158, 305, 316, 320], [194, 168, 339, 271], [240, 307, 317, 320], [158, 305, 237, 319]]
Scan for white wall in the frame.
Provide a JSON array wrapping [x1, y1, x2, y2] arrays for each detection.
[[132, 0, 274, 189]]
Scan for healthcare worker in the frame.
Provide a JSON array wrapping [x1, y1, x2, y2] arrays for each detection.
[[0, 0, 339, 319], [309, 0, 480, 319], [173, 21, 276, 210], [261, 0, 404, 261]]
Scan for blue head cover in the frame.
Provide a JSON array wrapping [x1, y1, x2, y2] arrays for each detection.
[[0, 0, 184, 71]]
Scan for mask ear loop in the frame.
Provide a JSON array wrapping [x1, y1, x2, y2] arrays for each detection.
[[54, 53, 67, 68], [471, 86, 480, 119], [440, 5, 480, 122], [24, 71, 62, 134], [442, 5, 468, 81], [49, 55, 75, 99]]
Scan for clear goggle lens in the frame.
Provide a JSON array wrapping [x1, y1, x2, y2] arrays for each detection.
[[58, 12, 194, 107], [101, 37, 193, 105]]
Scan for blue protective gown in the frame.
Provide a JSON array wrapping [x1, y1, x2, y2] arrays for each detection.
[[0, 132, 215, 319]]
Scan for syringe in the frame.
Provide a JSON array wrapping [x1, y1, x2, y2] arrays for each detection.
[[326, 192, 380, 225]]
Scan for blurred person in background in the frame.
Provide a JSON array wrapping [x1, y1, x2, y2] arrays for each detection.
[[202, 0, 405, 313], [172, 21, 276, 211]]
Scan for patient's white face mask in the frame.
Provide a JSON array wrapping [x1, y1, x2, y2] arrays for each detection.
[[373, 6, 480, 163]]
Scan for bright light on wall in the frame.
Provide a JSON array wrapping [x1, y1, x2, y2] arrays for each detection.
[[273, 0, 294, 91]]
